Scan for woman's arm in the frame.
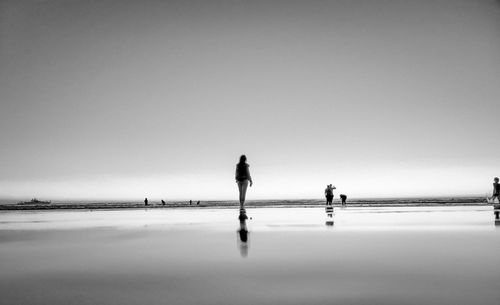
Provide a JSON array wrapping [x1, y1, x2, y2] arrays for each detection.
[[247, 166, 253, 186]]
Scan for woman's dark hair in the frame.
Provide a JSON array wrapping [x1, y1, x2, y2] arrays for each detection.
[[239, 155, 247, 164]]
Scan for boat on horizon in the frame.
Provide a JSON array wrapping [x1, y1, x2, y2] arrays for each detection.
[[17, 198, 52, 205]]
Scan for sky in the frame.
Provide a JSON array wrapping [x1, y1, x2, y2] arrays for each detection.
[[1, 0, 499, 201]]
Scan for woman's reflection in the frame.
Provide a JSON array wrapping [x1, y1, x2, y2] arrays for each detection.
[[237, 209, 249, 257]]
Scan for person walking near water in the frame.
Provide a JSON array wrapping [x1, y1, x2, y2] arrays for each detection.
[[144, 197, 148, 206], [235, 155, 253, 218]]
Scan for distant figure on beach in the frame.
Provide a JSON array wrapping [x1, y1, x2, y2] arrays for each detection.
[[492, 177, 500, 202], [197, 201, 200, 205], [190, 200, 192, 205], [340, 194, 347, 206], [161, 200, 166, 206], [235, 155, 253, 214], [324, 184, 335, 205], [144, 197, 148, 206], [492, 177, 500, 219]]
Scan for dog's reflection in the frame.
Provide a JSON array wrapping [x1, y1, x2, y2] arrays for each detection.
[[237, 209, 249, 257]]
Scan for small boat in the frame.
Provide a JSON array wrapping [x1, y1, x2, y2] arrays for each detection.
[[17, 198, 51, 205]]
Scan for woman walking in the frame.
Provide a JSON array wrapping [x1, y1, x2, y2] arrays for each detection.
[[235, 155, 253, 217]]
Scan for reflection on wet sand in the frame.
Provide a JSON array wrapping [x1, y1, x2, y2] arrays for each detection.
[[237, 209, 249, 257], [325, 205, 334, 226], [1, 207, 500, 305]]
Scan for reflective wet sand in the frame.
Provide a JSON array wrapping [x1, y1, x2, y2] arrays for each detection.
[[1, 206, 499, 305]]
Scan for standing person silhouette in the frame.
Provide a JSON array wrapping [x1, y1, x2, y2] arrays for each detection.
[[144, 197, 148, 206], [491, 177, 500, 202], [324, 184, 335, 205], [235, 155, 253, 218], [492, 177, 500, 220]]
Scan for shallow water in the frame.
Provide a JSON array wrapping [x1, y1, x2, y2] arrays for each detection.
[[1, 206, 499, 305]]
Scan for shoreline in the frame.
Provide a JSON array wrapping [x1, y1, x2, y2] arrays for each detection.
[[0, 197, 489, 211]]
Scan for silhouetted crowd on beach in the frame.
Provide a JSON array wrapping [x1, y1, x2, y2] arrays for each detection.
[[142, 198, 202, 207]]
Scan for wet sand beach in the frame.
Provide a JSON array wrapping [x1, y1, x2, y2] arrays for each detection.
[[1, 206, 499, 305]]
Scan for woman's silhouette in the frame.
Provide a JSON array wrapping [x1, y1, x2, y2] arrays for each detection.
[[235, 155, 253, 213]]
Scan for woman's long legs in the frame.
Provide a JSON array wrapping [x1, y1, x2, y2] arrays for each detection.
[[238, 180, 249, 209]]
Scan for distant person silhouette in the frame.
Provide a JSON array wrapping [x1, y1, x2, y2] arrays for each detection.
[[144, 197, 148, 206], [324, 184, 335, 206], [197, 201, 200, 205], [161, 200, 166, 206], [190, 200, 192, 205], [492, 177, 500, 219], [492, 177, 500, 201], [340, 194, 347, 206], [235, 155, 253, 213]]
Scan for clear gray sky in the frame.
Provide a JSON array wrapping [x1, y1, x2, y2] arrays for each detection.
[[1, 0, 499, 200]]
